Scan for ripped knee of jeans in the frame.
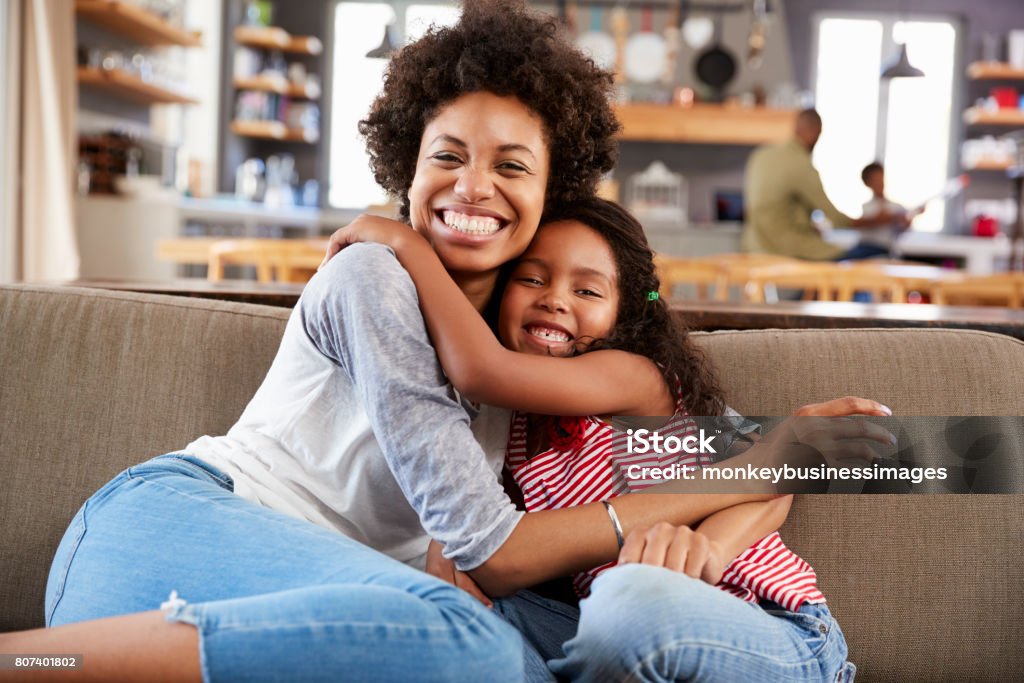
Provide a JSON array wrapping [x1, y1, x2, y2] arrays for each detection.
[[160, 590, 198, 626]]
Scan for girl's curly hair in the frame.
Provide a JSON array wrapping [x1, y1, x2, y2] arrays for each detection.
[[360, 0, 620, 218], [541, 198, 727, 417]]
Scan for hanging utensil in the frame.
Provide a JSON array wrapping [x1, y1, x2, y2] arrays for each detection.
[[681, 12, 713, 50], [610, 3, 630, 85], [747, 0, 768, 69], [576, 5, 617, 71], [694, 8, 737, 99], [660, 0, 684, 88], [624, 4, 667, 85]]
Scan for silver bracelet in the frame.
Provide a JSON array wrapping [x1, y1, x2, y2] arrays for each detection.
[[602, 500, 625, 550]]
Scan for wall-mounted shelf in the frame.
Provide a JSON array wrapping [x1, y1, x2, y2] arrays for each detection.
[[967, 62, 1024, 80], [234, 26, 322, 55], [231, 120, 319, 143], [75, 0, 201, 47], [614, 104, 798, 145], [963, 108, 1024, 126], [963, 159, 1013, 172], [77, 67, 198, 105], [233, 76, 320, 99]]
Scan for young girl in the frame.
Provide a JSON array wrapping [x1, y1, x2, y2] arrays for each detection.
[[325, 197, 880, 681]]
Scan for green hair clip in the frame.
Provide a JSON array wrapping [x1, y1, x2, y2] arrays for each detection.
[[646, 291, 659, 301]]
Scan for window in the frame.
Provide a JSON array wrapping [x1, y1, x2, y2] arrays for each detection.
[[812, 14, 959, 232], [328, 3, 393, 209], [328, 2, 460, 210]]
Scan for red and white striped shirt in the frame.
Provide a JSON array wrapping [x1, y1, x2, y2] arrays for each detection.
[[506, 411, 826, 612]]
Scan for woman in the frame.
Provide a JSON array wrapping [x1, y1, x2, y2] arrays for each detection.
[[2, 3, 879, 682]]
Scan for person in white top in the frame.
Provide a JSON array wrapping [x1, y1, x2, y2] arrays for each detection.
[[857, 161, 919, 257], [12, 4, 781, 681]]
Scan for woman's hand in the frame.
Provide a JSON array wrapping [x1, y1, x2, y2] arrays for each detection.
[[618, 522, 728, 586], [793, 396, 891, 417], [425, 539, 493, 608], [318, 214, 426, 270]]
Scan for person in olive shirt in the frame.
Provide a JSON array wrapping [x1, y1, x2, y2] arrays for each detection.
[[742, 109, 908, 261]]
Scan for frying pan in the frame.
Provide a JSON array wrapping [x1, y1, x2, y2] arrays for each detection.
[[694, 9, 736, 92]]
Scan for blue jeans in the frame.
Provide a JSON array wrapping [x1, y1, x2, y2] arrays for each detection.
[[45, 454, 523, 683], [496, 564, 855, 682], [837, 243, 891, 262]]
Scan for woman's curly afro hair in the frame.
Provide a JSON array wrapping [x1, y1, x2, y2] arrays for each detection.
[[360, 0, 620, 218]]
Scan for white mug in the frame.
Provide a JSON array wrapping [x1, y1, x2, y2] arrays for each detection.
[[1009, 30, 1024, 69]]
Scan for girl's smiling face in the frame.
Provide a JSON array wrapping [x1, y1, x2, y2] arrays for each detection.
[[407, 91, 550, 279], [498, 220, 620, 357]]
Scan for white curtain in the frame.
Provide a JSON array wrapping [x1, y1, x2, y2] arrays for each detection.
[[20, 0, 78, 281]]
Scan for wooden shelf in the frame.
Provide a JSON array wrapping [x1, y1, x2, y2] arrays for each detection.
[[967, 62, 1024, 80], [233, 76, 320, 99], [614, 103, 798, 145], [963, 107, 1024, 126], [963, 159, 1013, 172], [231, 120, 319, 143], [77, 67, 198, 105], [75, 0, 200, 47], [234, 26, 323, 55]]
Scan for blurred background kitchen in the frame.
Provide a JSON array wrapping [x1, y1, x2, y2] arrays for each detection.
[[4, 0, 1024, 312]]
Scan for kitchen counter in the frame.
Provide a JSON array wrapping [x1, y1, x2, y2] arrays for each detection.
[[827, 229, 1016, 275]]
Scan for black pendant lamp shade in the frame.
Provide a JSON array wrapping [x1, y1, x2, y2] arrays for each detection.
[[881, 42, 925, 79], [366, 24, 397, 59]]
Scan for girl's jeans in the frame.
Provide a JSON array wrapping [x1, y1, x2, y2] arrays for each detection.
[[494, 564, 856, 683], [44, 453, 523, 683]]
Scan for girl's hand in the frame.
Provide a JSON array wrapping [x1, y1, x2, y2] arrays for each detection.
[[318, 214, 425, 270], [425, 539, 493, 608], [793, 396, 891, 417], [618, 522, 728, 585]]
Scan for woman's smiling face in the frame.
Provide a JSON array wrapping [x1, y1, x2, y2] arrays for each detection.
[[407, 91, 550, 277]]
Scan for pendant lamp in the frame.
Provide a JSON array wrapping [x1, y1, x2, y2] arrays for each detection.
[[881, 42, 924, 79], [366, 24, 397, 59]]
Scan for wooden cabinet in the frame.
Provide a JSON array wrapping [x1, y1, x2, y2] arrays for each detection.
[[216, 0, 327, 197], [963, 61, 1024, 129], [230, 25, 322, 145], [75, 0, 201, 194], [961, 62, 1024, 172]]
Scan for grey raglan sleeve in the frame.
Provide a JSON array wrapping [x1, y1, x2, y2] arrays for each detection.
[[300, 243, 523, 570]]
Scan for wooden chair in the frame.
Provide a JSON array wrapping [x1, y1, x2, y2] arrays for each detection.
[[836, 262, 967, 303], [697, 253, 807, 302], [742, 262, 841, 303], [930, 273, 1024, 308], [653, 255, 725, 301], [207, 238, 328, 283]]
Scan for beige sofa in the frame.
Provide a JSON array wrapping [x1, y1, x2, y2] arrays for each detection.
[[2, 283, 1022, 681]]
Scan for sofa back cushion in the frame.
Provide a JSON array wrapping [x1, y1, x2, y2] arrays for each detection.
[[0, 285, 289, 631], [693, 327, 1024, 680]]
